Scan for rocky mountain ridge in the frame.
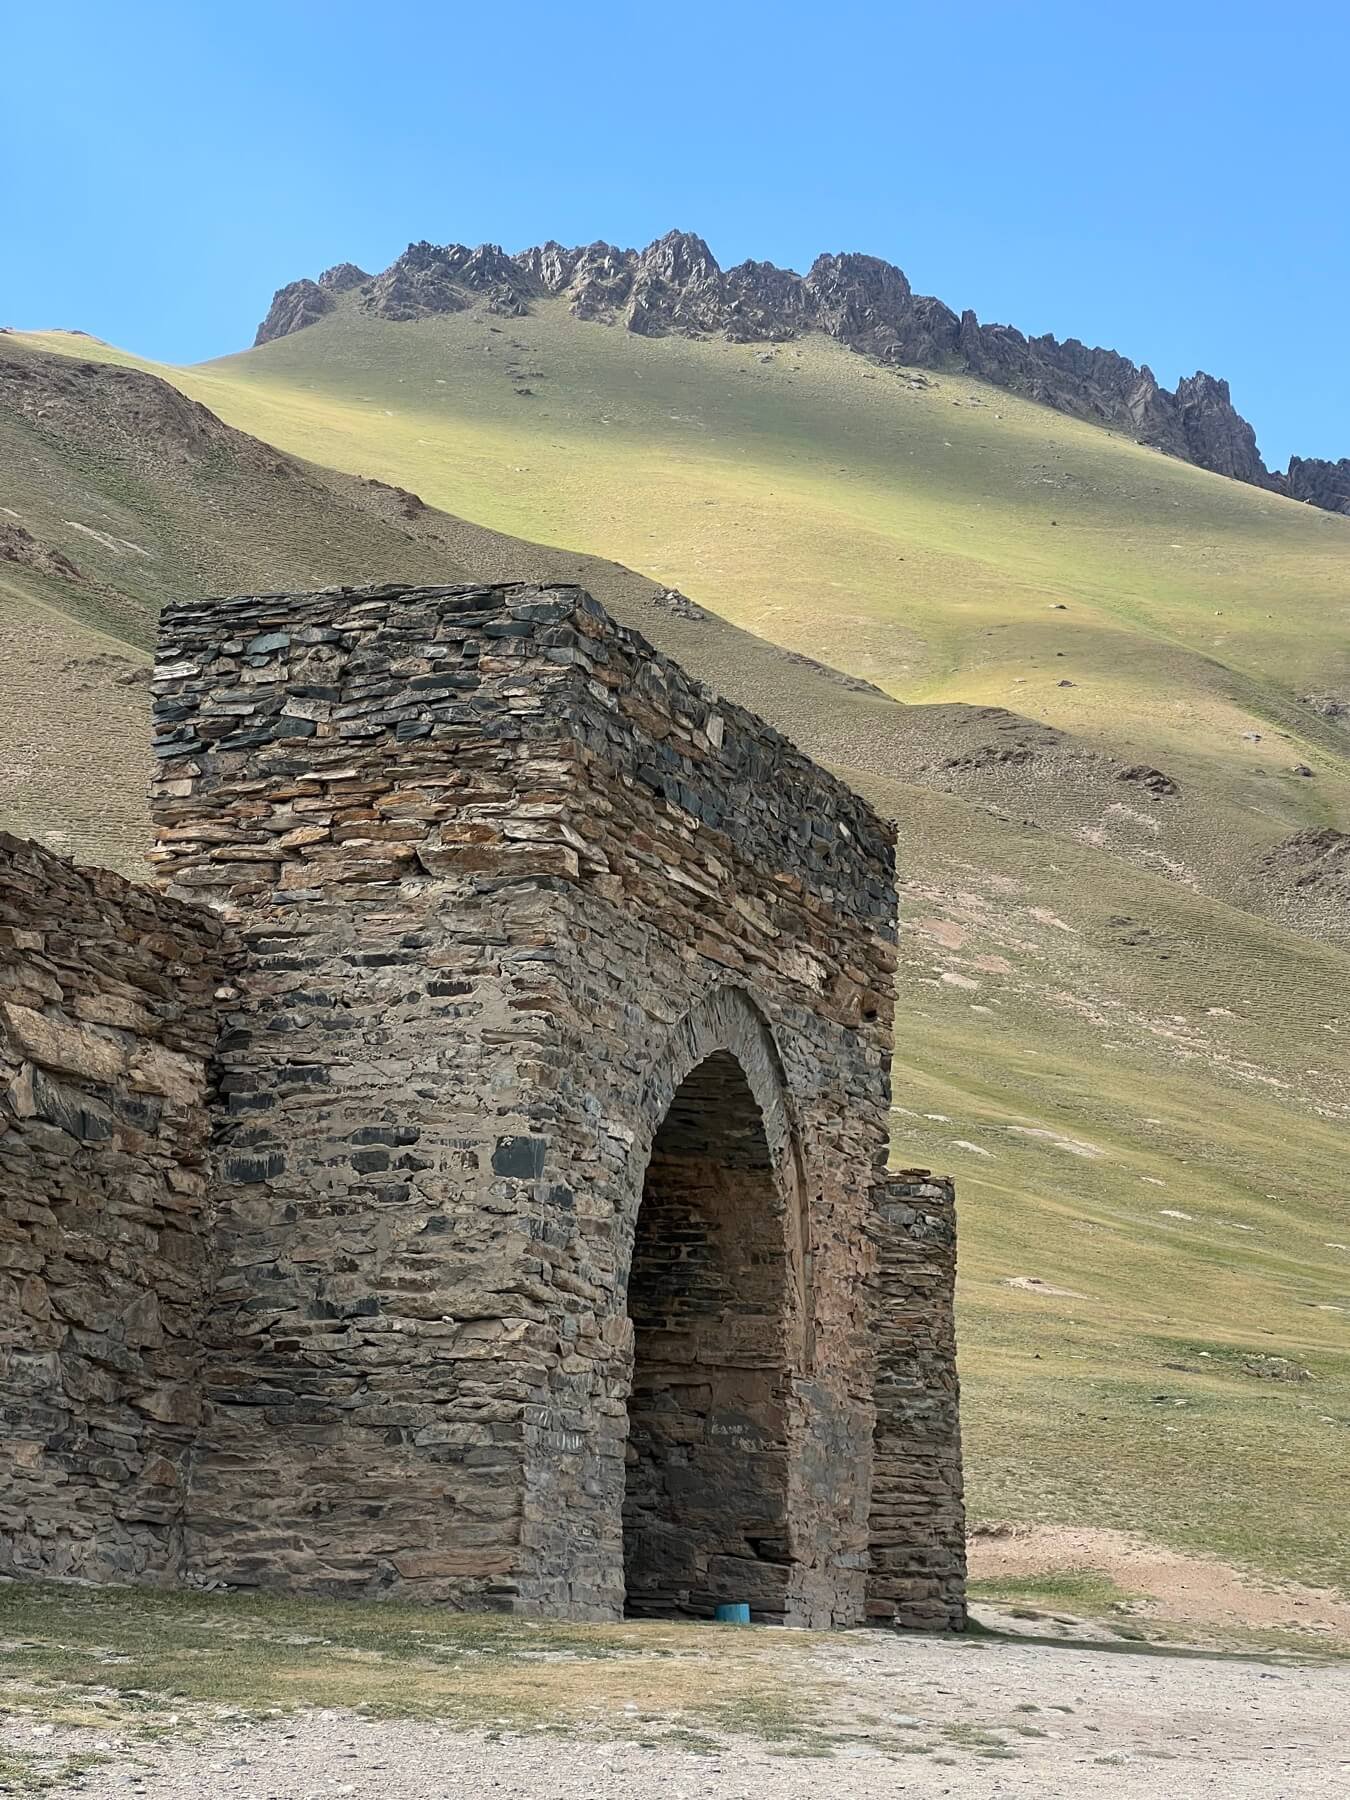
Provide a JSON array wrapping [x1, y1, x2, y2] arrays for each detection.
[[254, 230, 1349, 515]]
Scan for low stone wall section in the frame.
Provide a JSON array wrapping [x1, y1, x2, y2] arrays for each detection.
[[0, 834, 225, 1584], [867, 1170, 966, 1631]]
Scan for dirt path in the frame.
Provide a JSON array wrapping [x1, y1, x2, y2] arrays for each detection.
[[6, 1619, 1347, 1799], [969, 1523, 1350, 1642]]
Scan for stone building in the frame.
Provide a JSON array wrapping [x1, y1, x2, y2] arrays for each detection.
[[0, 582, 964, 1630]]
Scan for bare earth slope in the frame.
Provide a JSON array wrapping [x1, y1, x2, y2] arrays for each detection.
[[1, 332, 1347, 1597]]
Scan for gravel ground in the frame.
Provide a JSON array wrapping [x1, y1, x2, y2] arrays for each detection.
[[6, 1623, 1348, 1799]]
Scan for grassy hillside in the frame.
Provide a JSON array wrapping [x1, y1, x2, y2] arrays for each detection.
[[881, 785, 1348, 1586], [3, 322, 1347, 1595], [20, 303, 1350, 917]]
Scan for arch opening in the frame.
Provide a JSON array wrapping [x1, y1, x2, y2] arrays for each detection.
[[622, 1049, 796, 1620]]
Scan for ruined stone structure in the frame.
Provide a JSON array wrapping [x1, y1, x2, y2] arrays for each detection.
[[1, 582, 965, 1629], [0, 837, 225, 1582]]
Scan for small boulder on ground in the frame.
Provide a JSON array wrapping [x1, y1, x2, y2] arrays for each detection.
[[1117, 764, 1179, 797], [1242, 1354, 1313, 1382]]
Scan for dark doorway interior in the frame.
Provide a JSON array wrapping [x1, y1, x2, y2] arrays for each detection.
[[622, 1051, 794, 1619]]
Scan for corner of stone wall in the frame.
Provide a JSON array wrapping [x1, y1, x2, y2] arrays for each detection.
[[866, 1167, 967, 1632]]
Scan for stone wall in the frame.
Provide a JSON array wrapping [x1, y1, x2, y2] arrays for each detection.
[[866, 1170, 967, 1630], [149, 582, 901, 1624], [0, 580, 965, 1629], [0, 833, 224, 1584]]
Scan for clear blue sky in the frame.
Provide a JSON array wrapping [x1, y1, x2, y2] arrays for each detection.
[[5, 0, 1346, 466]]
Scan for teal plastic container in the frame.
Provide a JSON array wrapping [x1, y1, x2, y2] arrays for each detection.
[[714, 1602, 751, 1623]]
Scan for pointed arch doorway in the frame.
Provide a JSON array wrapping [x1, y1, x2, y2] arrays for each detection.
[[621, 996, 808, 1622]]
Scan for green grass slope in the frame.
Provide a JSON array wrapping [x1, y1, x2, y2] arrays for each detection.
[[0, 337, 1109, 875], [20, 300, 1350, 917], [3, 322, 1348, 1593], [880, 785, 1348, 1586]]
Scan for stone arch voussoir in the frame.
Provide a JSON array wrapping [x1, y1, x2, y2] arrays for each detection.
[[639, 985, 795, 1168], [632, 984, 812, 1369]]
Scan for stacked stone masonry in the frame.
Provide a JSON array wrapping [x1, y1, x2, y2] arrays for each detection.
[[868, 1171, 966, 1630], [0, 836, 225, 1583], [0, 581, 964, 1629]]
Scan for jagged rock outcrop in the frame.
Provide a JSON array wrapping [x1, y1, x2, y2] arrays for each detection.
[[1285, 455, 1350, 514], [722, 259, 816, 341], [1174, 373, 1267, 485], [626, 230, 728, 336], [253, 262, 372, 344], [254, 278, 333, 346], [0, 522, 84, 583], [358, 240, 540, 322], [959, 324, 1184, 449], [318, 261, 369, 294], [252, 229, 1349, 513], [804, 251, 910, 333], [554, 243, 636, 320]]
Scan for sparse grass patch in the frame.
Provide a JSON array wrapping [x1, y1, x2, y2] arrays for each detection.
[[941, 1721, 1019, 1759], [0, 1748, 114, 1794], [969, 1569, 1133, 1613], [0, 1583, 823, 1746]]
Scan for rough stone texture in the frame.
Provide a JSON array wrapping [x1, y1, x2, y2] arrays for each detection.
[[867, 1169, 966, 1632], [317, 262, 370, 296], [147, 580, 902, 1626], [0, 834, 225, 1583], [0, 581, 965, 1630], [254, 228, 1347, 511]]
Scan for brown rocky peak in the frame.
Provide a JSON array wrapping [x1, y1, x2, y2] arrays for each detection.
[[637, 229, 722, 286], [627, 231, 728, 336], [720, 259, 814, 342], [450, 242, 528, 288], [1174, 372, 1267, 484], [354, 239, 542, 323], [254, 277, 333, 347], [514, 240, 584, 292], [557, 242, 639, 320], [802, 254, 941, 362], [318, 262, 369, 293], [806, 251, 912, 315]]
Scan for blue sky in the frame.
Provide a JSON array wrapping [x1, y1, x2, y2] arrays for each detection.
[[4, 1, 1346, 466]]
